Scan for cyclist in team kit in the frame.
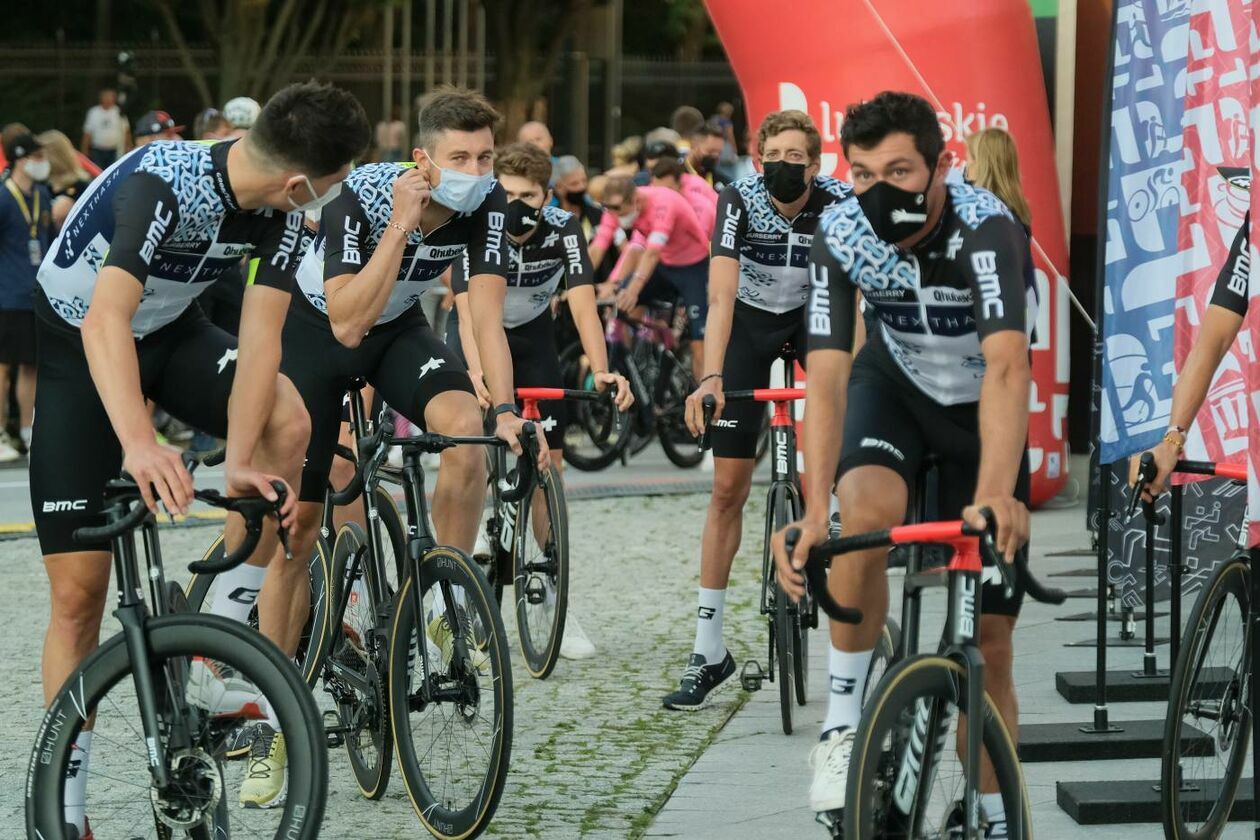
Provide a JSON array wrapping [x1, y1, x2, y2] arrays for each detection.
[[589, 176, 711, 380], [32, 82, 369, 831], [662, 110, 852, 709], [772, 92, 1036, 837], [1132, 206, 1252, 496], [260, 87, 547, 804], [446, 142, 634, 659]]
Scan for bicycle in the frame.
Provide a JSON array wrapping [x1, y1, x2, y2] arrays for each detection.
[[477, 386, 617, 679], [560, 300, 701, 470], [26, 468, 328, 839], [698, 387, 816, 735], [309, 383, 525, 839], [1156, 457, 1250, 840], [786, 513, 1066, 839]]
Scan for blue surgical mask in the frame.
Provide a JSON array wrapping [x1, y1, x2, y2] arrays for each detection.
[[425, 151, 494, 214]]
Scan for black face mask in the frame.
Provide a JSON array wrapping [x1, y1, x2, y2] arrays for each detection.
[[856, 168, 934, 243], [762, 160, 809, 203], [563, 188, 586, 205], [696, 155, 719, 174], [506, 199, 542, 237]]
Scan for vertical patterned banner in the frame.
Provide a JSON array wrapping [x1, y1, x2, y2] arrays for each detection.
[[1249, 0, 1260, 548]]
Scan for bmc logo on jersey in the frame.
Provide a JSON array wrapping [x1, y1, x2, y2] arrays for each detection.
[[563, 234, 583, 276], [139, 202, 175, 263], [719, 206, 742, 251], [269, 212, 304, 271], [970, 251, 1004, 319], [808, 262, 831, 335], [484, 212, 505, 266], [342, 218, 363, 266], [43, 499, 88, 513]]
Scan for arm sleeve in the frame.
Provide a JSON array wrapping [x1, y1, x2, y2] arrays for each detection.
[[450, 249, 470, 294], [321, 187, 374, 280], [246, 209, 305, 291], [959, 217, 1030, 339], [467, 184, 509, 278], [710, 186, 747, 259], [559, 215, 595, 289], [592, 209, 618, 250], [1210, 212, 1250, 316], [805, 228, 857, 353], [102, 171, 181, 284]]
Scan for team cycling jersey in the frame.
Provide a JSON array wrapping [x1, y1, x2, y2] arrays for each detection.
[[592, 185, 709, 267], [710, 173, 852, 315], [296, 161, 508, 325], [807, 181, 1036, 405], [1212, 210, 1251, 317], [38, 139, 304, 337], [450, 204, 594, 328]]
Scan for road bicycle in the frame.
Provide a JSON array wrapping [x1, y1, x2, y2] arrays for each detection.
[[787, 512, 1065, 839], [27, 468, 327, 839], [698, 387, 816, 735]]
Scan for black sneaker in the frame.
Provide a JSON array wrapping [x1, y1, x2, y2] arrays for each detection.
[[662, 652, 736, 710], [944, 800, 1005, 838]]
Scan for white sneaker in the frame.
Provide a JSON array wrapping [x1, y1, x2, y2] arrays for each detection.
[[473, 522, 492, 561], [185, 657, 266, 718], [559, 615, 596, 660], [0, 438, 21, 463], [809, 727, 855, 813]]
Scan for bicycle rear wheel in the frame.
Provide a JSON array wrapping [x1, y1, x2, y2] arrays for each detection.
[[657, 354, 703, 468], [844, 655, 1029, 839], [559, 341, 631, 471], [769, 486, 797, 734], [329, 522, 394, 800], [1161, 553, 1251, 840], [389, 546, 513, 839], [865, 619, 902, 708], [27, 615, 326, 840], [513, 463, 569, 679], [185, 533, 333, 687]]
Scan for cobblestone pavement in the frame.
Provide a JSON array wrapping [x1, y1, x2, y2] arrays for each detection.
[[0, 492, 772, 839]]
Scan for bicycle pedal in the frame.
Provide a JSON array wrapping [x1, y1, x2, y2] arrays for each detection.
[[740, 659, 766, 692], [815, 809, 844, 837], [322, 711, 345, 748]]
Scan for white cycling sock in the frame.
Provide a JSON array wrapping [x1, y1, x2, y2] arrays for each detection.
[[691, 587, 726, 664], [822, 646, 873, 734], [20, 426, 32, 449], [208, 563, 267, 624], [64, 730, 92, 833], [981, 792, 1006, 834]]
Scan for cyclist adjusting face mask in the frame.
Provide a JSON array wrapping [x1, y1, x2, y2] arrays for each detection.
[[424, 150, 494, 214]]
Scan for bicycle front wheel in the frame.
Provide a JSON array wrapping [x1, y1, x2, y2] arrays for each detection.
[[389, 546, 513, 839], [27, 615, 327, 840], [513, 463, 569, 679], [845, 655, 1029, 839], [656, 355, 703, 468], [1161, 553, 1251, 840]]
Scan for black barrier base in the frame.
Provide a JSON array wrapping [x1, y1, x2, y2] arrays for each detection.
[[1057, 778, 1254, 824], [1019, 719, 1211, 763], [1055, 610, 1166, 623], [1064, 588, 1100, 599], [1048, 566, 1099, 576], [1054, 668, 1209, 703], [1065, 635, 1168, 648]]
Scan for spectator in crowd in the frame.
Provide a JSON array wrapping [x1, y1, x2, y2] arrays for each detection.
[[34, 131, 92, 231], [606, 136, 642, 178], [518, 120, 555, 155], [684, 122, 726, 189], [651, 156, 717, 238], [0, 132, 51, 460], [193, 108, 233, 140], [132, 110, 184, 146], [376, 106, 407, 161], [671, 105, 705, 153], [964, 127, 1033, 228], [80, 87, 129, 169], [635, 138, 680, 186], [223, 96, 261, 138], [554, 155, 619, 281], [713, 101, 738, 161]]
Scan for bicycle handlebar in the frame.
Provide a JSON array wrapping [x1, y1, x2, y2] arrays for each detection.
[[328, 414, 396, 507], [1175, 459, 1247, 482], [515, 386, 617, 404], [1126, 451, 1157, 519], [699, 394, 717, 453]]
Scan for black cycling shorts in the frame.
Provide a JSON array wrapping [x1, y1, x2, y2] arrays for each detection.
[[838, 337, 1029, 617], [446, 307, 567, 450], [283, 295, 474, 502], [711, 301, 806, 459], [653, 259, 709, 341], [30, 291, 240, 554]]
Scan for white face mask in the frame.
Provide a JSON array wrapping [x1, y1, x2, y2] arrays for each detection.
[[425, 151, 494, 214], [23, 159, 51, 182], [618, 209, 639, 228], [287, 176, 342, 213]]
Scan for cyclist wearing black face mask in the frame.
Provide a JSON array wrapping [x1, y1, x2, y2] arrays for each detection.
[[685, 123, 727, 190], [551, 155, 618, 282], [663, 110, 851, 711], [772, 91, 1036, 832]]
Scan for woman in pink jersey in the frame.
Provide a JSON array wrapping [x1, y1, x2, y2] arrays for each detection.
[[590, 177, 710, 378]]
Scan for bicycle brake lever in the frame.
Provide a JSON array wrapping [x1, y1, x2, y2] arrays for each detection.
[[1126, 452, 1157, 520], [976, 506, 1015, 600], [699, 394, 717, 453]]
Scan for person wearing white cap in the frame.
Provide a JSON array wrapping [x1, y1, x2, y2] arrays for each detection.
[[223, 96, 262, 138]]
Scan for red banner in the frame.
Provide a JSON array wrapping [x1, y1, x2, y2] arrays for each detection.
[[705, 0, 1070, 507]]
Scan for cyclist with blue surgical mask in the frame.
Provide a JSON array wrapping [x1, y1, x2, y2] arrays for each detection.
[[263, 95, 547, 802]]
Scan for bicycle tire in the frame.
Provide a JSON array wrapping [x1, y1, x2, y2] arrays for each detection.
[[373, 483, 407, 590], [771, 483, 796, 734], [1161, 553, 1251, 840], [844, 655, 1030, 839], [330, 522, 394, 801], [389, 546, 513, 839], [559, 341, 630, 472], [657, 355, 703, 469], [785, 486, 810, 707], [185, 533, 333, 687], [865, 619, 902, 708], [513, 463, 569, 679], [27, 615, 326, 840]]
